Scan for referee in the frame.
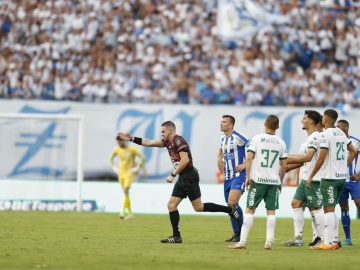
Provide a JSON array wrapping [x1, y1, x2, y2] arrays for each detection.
[[118, 121, 241, 243]]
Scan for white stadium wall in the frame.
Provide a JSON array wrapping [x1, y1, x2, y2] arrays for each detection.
[[2, 100, 360, 182], [0, 100, 360, 217], [0, 181, 358, 218]]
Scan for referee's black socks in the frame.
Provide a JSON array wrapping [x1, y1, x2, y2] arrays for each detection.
[[203, 203, 231, 213], [169, 210, 181, 237]]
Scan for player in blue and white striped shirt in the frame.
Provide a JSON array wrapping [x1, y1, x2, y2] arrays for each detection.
[[336, 119, 360, 245], [218, 115, 249, 242]]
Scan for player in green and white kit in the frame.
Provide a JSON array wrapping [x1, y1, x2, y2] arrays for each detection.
[[307, 109, 357, 250], [282, 110, 325, 247], [228, 115, 287, 250]]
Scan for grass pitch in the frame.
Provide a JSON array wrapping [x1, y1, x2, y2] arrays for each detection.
[[1, 211, 360, 270]]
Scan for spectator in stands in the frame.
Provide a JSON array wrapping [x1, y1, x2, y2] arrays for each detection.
[[0, 0, 358, 108]]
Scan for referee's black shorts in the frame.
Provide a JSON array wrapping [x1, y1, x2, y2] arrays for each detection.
[[171, 167, 201, 201]]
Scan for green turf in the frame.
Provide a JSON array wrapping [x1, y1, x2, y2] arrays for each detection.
[[0, 211, 359, 270]]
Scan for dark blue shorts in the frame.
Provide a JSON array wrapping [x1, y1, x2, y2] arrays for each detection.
[[338, 181, 360, 204], [224, 176, 246, 202]]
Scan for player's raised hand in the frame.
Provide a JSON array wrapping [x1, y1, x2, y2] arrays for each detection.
[[117, 132, 133, 141]]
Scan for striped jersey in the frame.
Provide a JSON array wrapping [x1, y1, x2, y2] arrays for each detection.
[[348, 136, 360, 181], [320, 127, 351, 180], [220, 130, 249, 180]]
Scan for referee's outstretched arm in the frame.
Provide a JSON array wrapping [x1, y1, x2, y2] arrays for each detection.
[[117, 132, 163, 147]]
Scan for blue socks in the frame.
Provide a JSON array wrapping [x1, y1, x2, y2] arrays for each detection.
[[230, 204, 243, 235], [341, 210, 351, 240]]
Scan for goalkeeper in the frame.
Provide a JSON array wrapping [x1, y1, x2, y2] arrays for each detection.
[[110, 136, 145, 219]]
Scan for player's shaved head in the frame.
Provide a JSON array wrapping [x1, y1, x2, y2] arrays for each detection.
[[265, 115, 279, 130], [323, 109, 338, 125], [222, 115, 235, 126], [337, 119, 349, 128], [336, 119, 349, 136]]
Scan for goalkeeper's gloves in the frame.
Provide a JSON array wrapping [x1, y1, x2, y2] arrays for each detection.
[[112, 166, 118, 174]]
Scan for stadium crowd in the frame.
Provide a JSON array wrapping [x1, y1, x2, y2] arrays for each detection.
[[0, 0, 360, 107]]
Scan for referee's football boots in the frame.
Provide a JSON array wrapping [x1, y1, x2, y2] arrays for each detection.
[[160, 235, 182, 244]]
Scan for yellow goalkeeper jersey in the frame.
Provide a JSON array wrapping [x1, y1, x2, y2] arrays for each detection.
[[110, 145, 145, 173]]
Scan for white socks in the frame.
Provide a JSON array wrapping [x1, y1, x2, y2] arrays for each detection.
[[333, 212, 339, 243], [239, 213, 254, 244], [311, 215, 318, 240], [324, 212, 338, 245], [311, 209, 325, 241], [293, 208, 304, 238], [239, 213, 276, 245], [266, 214, 276, 243]]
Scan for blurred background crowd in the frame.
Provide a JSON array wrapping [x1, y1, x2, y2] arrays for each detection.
[[0, 0, 360, 108]]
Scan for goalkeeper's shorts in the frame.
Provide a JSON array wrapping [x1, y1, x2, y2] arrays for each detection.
[[119, 172, 135, 188]]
